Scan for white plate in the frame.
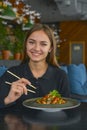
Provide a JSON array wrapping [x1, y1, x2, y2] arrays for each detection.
[[23, 97, 80, 112]]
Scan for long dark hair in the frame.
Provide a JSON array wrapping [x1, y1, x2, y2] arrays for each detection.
[[22, 23, 59, 67]]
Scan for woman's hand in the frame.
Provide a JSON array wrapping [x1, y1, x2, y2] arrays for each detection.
[[4, 78, 31, 105]]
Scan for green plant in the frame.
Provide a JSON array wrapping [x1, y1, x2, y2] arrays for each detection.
[[1, 36, 13, 51], [0, 19, 13, 52], [12, 40, 23, 54], [0, 19, 26, 54], [0, 19, 7, 46], [12, 25, 26, 54]]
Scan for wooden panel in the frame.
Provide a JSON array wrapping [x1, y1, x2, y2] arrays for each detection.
[[59, 21, 87, 66]]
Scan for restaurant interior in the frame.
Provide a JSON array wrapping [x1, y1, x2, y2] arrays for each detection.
[[0, 1, 87, 130], [0, 0, 87, 65]]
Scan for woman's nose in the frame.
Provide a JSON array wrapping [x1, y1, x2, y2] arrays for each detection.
[[34, 44, 40, 50]]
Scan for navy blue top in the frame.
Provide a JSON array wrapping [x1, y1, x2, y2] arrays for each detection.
[[0, 62, 70, 108]]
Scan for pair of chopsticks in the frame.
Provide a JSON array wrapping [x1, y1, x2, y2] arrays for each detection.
[[5, 70, 36, 94]]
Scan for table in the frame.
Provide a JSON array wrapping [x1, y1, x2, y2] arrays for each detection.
[[0, 102, 87, 130]]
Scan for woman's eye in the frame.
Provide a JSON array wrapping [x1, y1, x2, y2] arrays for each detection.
[[42, 44, 47, 46], [41, 43, 47, 46], [28, 41, 35, 44]]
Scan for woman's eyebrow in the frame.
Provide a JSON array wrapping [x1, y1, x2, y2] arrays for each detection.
[[28, 38, 35, 41], [28, 38, 49, 43]]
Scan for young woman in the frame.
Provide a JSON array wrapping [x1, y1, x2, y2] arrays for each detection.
[[0, 24, 70, 108]]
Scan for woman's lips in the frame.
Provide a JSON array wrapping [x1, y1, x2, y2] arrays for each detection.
[[31, 52, 42, 56]]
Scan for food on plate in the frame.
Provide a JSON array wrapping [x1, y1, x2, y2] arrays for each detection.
[[36, 90, 67, 104]]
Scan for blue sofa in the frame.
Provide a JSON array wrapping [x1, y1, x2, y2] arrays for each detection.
[[0, 60, 20, 77], [0, 60, 87, 102], [61, 64, 87, 102]]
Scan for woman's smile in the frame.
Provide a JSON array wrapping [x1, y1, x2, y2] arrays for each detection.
[[31, 51, 42, 57]]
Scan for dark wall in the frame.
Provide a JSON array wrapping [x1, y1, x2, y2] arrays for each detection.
[[24, 0, 59, 23], [24, 0, 83, 23]]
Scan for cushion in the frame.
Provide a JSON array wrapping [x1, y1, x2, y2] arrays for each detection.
[[0, 66, 7, 77], [68, 64, 87, 95], [82, 80, 87, 94], [60, 65, 68, 74]]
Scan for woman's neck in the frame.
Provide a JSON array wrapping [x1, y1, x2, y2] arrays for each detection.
[[28, 61, 48, 78]]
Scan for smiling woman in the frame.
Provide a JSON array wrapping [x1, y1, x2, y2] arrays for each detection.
[[0, 23, 70, 109]]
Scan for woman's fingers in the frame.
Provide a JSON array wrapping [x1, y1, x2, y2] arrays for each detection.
[[18, 78, 31, 86], [4, 78, 31, 104], [11, 79, 30, 95]]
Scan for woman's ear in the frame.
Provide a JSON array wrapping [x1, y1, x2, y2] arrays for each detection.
[[49, 47, 53, 53]]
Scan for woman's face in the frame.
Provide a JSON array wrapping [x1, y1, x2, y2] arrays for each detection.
[[26, 30, 52, 63]]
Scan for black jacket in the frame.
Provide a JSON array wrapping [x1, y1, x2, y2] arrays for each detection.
[[0, 62, 70, 108]]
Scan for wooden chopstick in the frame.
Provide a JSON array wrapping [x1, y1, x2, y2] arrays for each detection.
[[7, 70, 36, 89], [7, 70, 20, 79], [5, 81, 36, 94]]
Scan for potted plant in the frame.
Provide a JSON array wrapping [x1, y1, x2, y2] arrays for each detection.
[[1, 36, 12, 60], [12, 25, 26, 60], [12, 40, 23, 60], [0, 19, 12, 60]]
